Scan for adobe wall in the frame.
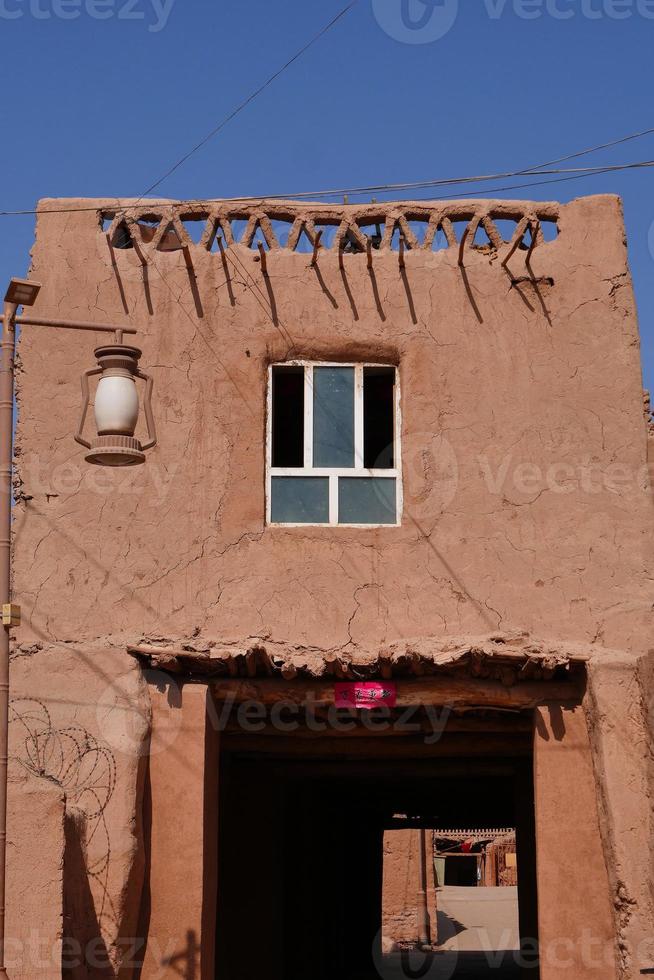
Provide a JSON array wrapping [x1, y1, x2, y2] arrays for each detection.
[[12, 194, 651, 657], [6, 193, 653, 977], [137, 682, 218, 980], [382, 829, 437, 948], [6, 775, 65, 979], [8, 645, 149, 978], [534, 704, 618, 979]]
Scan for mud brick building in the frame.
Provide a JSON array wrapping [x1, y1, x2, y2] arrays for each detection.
[[6, 193, 654, 979]]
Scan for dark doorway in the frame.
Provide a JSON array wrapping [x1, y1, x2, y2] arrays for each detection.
[[442, 855, 478, 887], [215, 718, 539, 980]]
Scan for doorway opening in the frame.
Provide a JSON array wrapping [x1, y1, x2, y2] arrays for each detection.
[[383, 822, 526, 978], [215, 715, 539, 980]]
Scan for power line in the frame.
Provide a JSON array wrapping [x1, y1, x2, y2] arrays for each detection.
[[137, 0, 359, 200], [230, 159, 654, 201], [251, 127, 654, 200], [2, 158, 654, 218], [520, 125, 654, 172], [1, 123, 654, 218], [437, 165, 644, 200]]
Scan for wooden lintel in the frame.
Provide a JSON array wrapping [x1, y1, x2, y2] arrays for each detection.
[[210, 676, 581, 710]]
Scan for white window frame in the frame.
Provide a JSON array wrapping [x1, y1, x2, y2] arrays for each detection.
[[266, 361, 402, 527]]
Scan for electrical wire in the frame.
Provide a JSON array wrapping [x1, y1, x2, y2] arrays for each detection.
[[2, 160, 654, 218], [1, 128, 654, 217], [437, 163, 654, 201], [137, 0, 359, 200], [224, 159, 654, 201], [520, 125, 654, 172]]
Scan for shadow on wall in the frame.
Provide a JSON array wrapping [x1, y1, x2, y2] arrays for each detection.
[[162, 929, 199, 980], [63, 809, 112, 979], [9, 698, 119, 975], [534, 703, 567, 742]]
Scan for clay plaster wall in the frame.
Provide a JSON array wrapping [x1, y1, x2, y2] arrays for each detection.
[[382, 829, 437, 947], [534, 704, 618, 979], [12, 193, 652, 659], [8, 646, 149, 977], [138, 681, 218, 980], [6, 775, 65, 979], [5, 193, 653, 977], [585, 654, 654, 974]]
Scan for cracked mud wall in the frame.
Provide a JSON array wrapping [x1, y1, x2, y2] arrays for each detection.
[[583, 651, 654, 978], [8, 645, 149, 978], [530, 654, 654, 980], [382, 829, 437, 947], [12, 193, 652, 657], [6, 192, 654, 976], [6, 775, 65, 979]]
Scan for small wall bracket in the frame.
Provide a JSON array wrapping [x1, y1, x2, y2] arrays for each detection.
[[2, 603, 20, 627]]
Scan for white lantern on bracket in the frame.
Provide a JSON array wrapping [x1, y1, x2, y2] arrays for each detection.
[[75, 344, 156, 466]]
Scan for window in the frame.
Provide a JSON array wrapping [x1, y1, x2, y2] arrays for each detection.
[[267, 362, 401, 526]]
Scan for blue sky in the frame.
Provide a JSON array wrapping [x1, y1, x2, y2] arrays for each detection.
[[1, 0, 652, 392]]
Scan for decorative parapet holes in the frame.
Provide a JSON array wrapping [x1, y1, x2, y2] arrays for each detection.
[[100, 199, 560, 261]]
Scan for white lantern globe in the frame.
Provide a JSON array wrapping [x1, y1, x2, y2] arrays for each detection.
[[78, 344, 156, 467], [94, 375, 139, 436]]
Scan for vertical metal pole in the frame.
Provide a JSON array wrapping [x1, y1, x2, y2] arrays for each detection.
[[0, 301, 16, 979], [417, 828, 431, 948]]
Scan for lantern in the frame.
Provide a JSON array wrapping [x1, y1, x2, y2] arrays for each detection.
[[75, 344, 156, 466]]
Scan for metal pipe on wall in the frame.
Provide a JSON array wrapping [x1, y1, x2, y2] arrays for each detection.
[[0, 301, 17, 978]]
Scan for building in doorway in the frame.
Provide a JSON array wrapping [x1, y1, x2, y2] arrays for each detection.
[[381, 826, 519, 950], [6, 193, 654, 980], [434, 828, 518, 888]]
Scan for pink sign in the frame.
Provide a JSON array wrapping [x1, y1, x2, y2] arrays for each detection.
[[334, 681, 397, 710]]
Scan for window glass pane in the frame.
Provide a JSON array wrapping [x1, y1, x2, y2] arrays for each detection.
[[313, 367, 355, 468], [364, 367, 395, 469], [338, 478, 397, 525], [272, 367, 304, 468], [271, 477, 329, 524]]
